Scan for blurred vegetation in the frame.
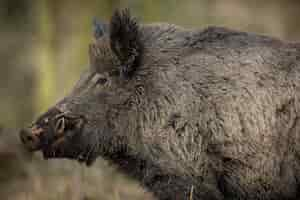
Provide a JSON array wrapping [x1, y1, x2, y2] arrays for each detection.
[[0, 0, 300, 199]]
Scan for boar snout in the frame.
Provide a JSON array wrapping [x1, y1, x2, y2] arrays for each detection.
[[19, 107, 87, 159], [20, 126, 43, 151]]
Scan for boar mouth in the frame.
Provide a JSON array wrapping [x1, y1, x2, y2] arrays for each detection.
[[41, 114, 88, 161], [40, 115, 99, 166], [21, 111, 96, 165]]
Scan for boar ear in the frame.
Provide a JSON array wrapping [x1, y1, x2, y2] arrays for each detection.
[[93, 18, 108, 39], [109, 9, 142, 77]]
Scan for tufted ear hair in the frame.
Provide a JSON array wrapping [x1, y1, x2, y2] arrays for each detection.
[[109, 9, 143, 78], [93, 18, 108, 39]]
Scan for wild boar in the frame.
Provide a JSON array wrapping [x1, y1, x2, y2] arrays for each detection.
[[20, 9, 300, 200]]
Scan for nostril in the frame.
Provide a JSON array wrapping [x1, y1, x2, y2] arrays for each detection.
[[26, 135, 34, 142], [19, 128, 41, 151], [20, 129, 32, 143]]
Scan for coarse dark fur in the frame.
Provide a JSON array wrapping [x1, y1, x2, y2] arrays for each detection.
[[20, 9, 300, 200]]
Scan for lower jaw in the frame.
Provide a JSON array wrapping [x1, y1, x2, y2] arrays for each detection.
[[41, 146, 96, 166], [42, 147, 61, 159], [41, 145, 73, 159]]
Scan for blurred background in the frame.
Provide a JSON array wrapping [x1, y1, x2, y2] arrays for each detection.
[[0, 0, 300, 199]]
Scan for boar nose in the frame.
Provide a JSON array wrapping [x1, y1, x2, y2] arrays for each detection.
[[20, 126, 43, 151]]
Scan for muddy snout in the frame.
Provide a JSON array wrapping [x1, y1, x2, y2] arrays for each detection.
[[20, 109, 86, 153], [20, 125, 44, 151]]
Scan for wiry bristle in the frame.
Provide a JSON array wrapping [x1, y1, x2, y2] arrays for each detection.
[[109, 8, 142, 78]]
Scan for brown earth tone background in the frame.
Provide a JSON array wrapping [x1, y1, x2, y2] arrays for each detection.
[[0, 0, 300, 199]]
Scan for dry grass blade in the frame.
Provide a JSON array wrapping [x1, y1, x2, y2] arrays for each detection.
[[189, 185, 194, 200]]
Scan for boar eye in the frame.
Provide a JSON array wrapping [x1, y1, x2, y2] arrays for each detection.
[[91, 74, 108, 86], [96, 77, 108, 85]]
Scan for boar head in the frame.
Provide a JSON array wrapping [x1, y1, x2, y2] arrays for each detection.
[[20, 9, 148, 166]]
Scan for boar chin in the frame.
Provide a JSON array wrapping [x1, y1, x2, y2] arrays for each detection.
[[40, 126, 99, 166]]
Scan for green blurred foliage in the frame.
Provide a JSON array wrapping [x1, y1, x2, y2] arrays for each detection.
[[1, 0, 300, 127], [0, 0, 300, 199]]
